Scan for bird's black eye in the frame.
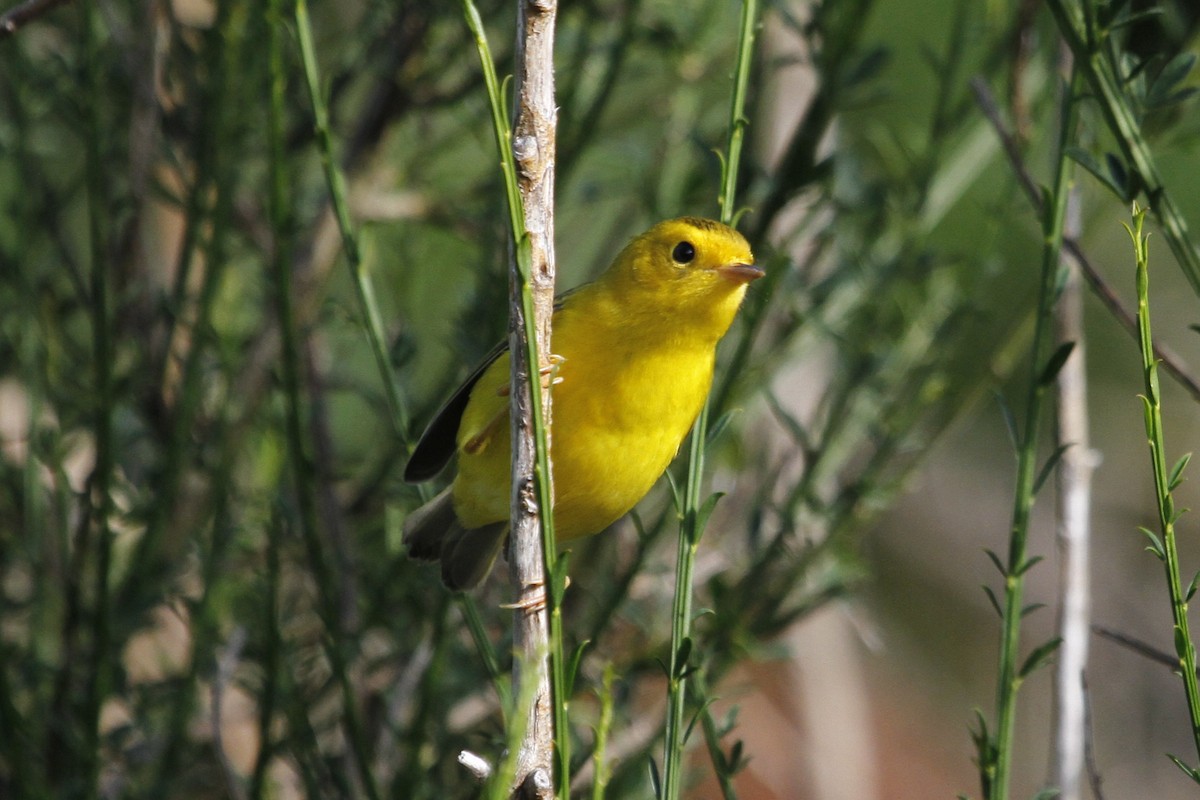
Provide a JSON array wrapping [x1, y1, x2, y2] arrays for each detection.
[[672, 241, 696, 264]]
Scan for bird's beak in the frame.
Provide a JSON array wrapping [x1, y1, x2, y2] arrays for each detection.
[[717, 262, 765, 284]]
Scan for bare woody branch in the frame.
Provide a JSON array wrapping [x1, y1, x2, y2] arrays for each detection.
[[508, 0, 558, 796], [0, 0, 72, 40]]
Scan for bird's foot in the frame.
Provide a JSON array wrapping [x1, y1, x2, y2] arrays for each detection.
[[498, 574, 569, 613], [496, 354, 565, 397], [500, 580, 546, 612]]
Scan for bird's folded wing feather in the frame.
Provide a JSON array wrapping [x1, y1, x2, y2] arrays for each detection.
[[402, 293, 574, 484], [403, 340, 508, 483]]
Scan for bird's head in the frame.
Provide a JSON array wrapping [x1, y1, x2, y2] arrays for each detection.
[[608, 217, 762, 335]]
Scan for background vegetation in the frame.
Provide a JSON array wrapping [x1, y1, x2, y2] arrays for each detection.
[[1, 0, 1199, 797]]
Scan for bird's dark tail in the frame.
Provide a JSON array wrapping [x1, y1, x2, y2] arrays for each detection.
[[403, 487, 508, 591]]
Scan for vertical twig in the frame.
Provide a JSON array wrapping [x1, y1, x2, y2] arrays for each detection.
[[662, 3, 758, 798], [509, 0, 561, 794], [987, 67, 1079, 800], [292, 6, 389, 798], [460, 0, 562, 793], [1126, 205, 1200, 782], [0, 0, 74, 39], [293, 0, 410, 438]]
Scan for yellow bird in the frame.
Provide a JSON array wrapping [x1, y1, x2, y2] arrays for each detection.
[[403, 217, 761, 589]]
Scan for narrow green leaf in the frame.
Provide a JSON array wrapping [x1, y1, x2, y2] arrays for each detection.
[[1067, 147, 1128, 200], [665, 471, 683, 515], [706, 409, 737, 446], [1021, 602, 1046, 618], [1187, 570, 1200, 602], [1169, 452, 1192, 491], [694, 492, 726, 545], [1014, 555, 1044, 577], [1039, 341, 1076, 386], [970, 708, 990, 744], [846, 46, 889, 86], [1033, 444, 1071, 495], [674, 637, 693, 679], [982, 585, 1003, 619], [1106, 153, 1132, 201], [1139, 525, 1166, 560], [566, 640, 590, 699], [984, 548, 1008, 578], [1032, 788, 1061, 800], [649, 757, 662, 798], [765, 390, 810, 450], [551, 551, 571, 605], [1019, 637, 1063, 678], [1106, 5, 1164, 31], [728, 739, 745, 773], [683, 698, 715, 746], [1147, 86, 1200, 110], [1140, 395, 1155, 438], [1167, 754, 1200, 784], [1152, 53, 1197, 96], [1176, 624, 1190, 661]]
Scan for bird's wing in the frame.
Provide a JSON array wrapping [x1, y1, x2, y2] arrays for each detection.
[[403, 339, 508, 483], [403, 291, 580, 484]]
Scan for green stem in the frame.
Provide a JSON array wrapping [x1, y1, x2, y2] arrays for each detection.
[[988, 69, 1079, 800], [458, 594, 512, 713], [718, 0, 757, 225], [663, 2, 758, 797], [1126, 205, 1200, 776], [591, 664, 616, 800], [294, 0, 410, 437], [290, 7, 386, 798]]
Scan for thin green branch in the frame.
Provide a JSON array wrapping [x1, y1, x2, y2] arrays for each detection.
[[458, 593, 512, 713], [663, 1, 758, 797], [292, 6, 397, 798], [1125, 204, 1200, 782], [985, 69, 1080, 800], [590, 663, 616, 800], [294, 0, 410, 438]]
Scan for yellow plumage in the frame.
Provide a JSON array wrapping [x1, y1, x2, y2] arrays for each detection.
[[404, 217, 760, 589]]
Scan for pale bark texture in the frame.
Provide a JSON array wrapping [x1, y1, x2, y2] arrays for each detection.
[[507, 0, 558, 796]]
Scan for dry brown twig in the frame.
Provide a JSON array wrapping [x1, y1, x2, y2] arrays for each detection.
[[0, 0, 73, 40]]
